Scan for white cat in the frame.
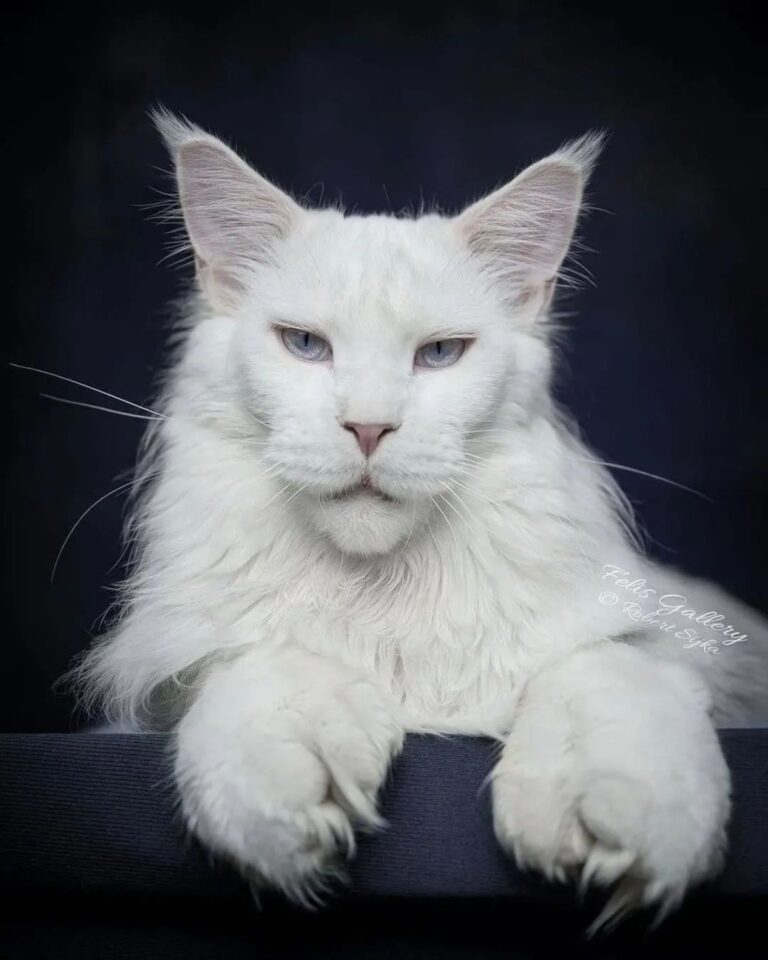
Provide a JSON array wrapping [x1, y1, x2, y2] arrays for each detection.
[[76, 111, 768, 924]]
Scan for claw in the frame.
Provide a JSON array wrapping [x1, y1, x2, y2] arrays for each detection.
[[580, 846, 636, 893]]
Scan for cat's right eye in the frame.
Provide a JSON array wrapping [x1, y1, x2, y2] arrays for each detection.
[[414, 338, 467, 369], [278, 327, 332, 362]]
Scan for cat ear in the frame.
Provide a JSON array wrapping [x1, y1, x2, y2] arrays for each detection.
[[153, 108, 301, 310], [457, 133, 604, 319]]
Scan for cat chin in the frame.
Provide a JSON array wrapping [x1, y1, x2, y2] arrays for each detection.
[[306, 490, 420, 557]]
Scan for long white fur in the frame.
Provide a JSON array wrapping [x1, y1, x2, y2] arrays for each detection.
[[75, 111, 768, 919]]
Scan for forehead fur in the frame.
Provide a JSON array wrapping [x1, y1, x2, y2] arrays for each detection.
[[155, 108, 599, 351], [259, 209, 497, 340]]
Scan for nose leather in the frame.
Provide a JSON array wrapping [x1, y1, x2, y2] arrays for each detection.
[[343, 422, 396, 457]]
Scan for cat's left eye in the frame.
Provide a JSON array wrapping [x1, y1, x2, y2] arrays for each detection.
[[414, 338, 467, 369], [279, 327, 332, 362]]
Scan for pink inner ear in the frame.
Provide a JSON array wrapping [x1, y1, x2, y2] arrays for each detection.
[[174, 139, 298, 308], [457, 134, 604, 305], [462, 162, 583, 288]]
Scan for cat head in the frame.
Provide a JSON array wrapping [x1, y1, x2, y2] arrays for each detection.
[[156, 110, 601, 557]]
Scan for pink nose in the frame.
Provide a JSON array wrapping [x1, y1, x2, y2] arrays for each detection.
[[343, 422, 396, 457]]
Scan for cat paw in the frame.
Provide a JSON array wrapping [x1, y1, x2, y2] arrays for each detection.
[[492, 710, 730, 927], [493, 736, 729, 929], [175, 661, 403, 902]]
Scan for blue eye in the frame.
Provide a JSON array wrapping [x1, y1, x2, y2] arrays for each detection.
[[414, 338, 466, 369], [280, 328, 332, 362]]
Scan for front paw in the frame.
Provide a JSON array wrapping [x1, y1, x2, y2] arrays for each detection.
[[175, 666, 403, 902], [492, 720, 730, 926]]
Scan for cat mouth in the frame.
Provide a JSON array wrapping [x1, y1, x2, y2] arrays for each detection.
[[329, 476, 397, 503]]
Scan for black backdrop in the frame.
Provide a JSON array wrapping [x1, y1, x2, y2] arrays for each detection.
[[3, 2, 766, 732]]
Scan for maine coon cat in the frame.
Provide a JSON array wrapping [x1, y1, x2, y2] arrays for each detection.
[[77, 111, 768, 925]]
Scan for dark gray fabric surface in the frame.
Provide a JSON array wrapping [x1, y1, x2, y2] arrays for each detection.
[[1, 732, 767, 958], [1, 731, 767, 899]]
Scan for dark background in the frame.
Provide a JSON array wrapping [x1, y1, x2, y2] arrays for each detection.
[[3, 2, 766, 732]]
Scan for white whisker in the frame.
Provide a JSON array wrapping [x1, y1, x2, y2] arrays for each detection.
[[51, 476, 155, 583], [436, 484, 467, 522], [281, 483, 308, 509], [574, 457, 710, 500], [400, 499, 421, 551], [258, 481, 294, 513], [451, 475, 506, 510], [11, 362, 166, 419], [40, 394, 165, 422], [431, 494, 459, 548]]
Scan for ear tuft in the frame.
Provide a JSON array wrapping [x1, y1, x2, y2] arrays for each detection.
[[150, 106, 211, 156], [547, 130, 606, 184], [151, 107, 300, 311]]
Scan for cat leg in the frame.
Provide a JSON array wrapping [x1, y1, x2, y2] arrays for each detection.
[[174, 645, 403, 901], [492, 641, 730, 927]]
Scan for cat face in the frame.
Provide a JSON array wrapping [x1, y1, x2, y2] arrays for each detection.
[[157, 111, 599, 556], [231, 212, 526, 555]]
